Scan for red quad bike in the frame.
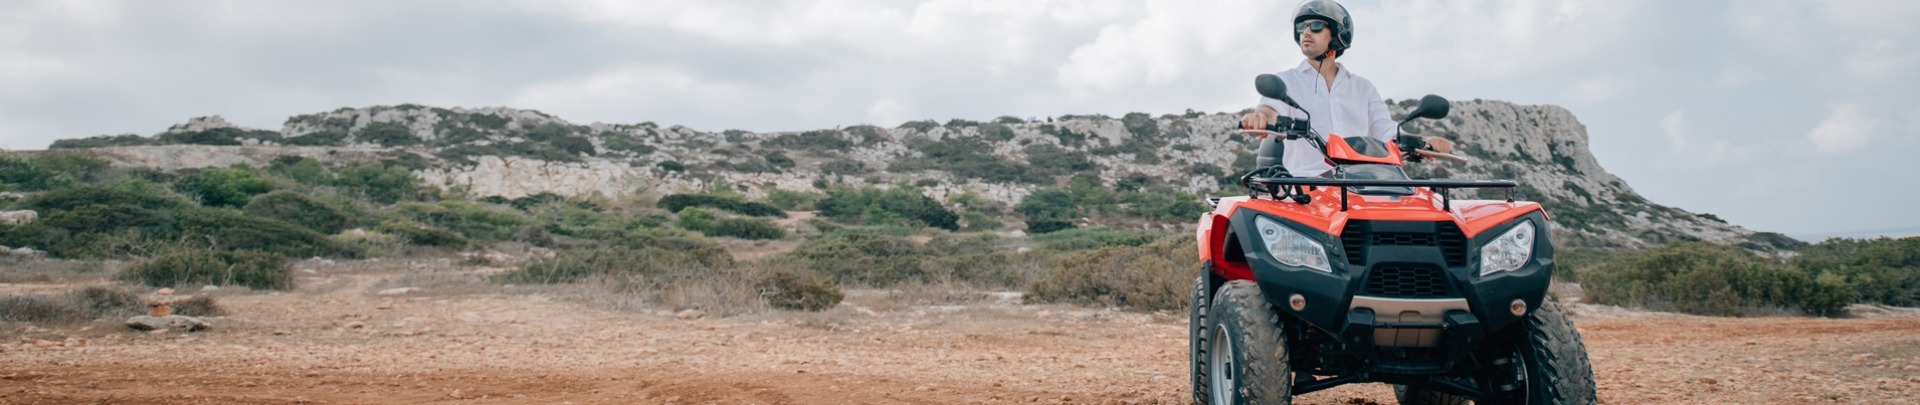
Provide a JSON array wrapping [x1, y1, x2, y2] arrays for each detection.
[[1189, 74, 1596, 405]]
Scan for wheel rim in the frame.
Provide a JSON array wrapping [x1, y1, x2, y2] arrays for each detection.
[[1209, 324, 1235, 405]]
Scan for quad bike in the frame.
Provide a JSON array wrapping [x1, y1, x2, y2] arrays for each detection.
[[1188, 74, 1596, 404]]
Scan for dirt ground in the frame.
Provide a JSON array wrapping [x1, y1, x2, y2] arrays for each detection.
[[3, 258, 1919, 404]]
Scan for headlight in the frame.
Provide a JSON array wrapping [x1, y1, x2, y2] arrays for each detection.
[[1255, 216, 1330, 273], [1479, 221, 1536, 276]]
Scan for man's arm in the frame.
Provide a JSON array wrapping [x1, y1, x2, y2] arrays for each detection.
[[1364, 83, 1453, 153]]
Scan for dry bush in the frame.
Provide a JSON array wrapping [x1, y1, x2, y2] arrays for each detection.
[[169, 295, 225, 317], [118, 250, 292, 290], [758, 266, 843, 312], [0, 286, 145, 323], [1025, 236, 1194, 311]]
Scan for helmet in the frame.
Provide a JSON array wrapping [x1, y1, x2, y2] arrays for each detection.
[[1292, 0, 1354, 57]]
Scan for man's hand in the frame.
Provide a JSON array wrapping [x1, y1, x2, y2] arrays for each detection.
[[1240, 105, 1279, 130], [1422, 136, 1454, 154]]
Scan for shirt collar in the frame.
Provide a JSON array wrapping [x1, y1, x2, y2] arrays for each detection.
[[1291, 60, 1347, 79]]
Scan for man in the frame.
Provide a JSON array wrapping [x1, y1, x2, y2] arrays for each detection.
[[1240, 0, 1452, 178]]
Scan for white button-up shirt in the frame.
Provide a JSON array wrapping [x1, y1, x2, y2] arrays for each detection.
[[1257, 60, 1399, 178]]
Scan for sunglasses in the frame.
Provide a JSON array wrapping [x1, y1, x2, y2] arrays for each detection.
[[1296, 20, 1329, 34]]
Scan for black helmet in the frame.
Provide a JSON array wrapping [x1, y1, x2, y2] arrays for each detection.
[[1292, 0, 1354, 57]]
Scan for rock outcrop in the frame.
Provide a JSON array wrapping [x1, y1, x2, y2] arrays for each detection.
[[41, 102, 1786, 249]]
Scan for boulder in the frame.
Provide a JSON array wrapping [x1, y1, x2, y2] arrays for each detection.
[[0, 210, 36, 226], [126, 315, 211, 332]]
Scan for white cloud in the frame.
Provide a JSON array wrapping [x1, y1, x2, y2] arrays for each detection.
[[1568, 76, 1620, 102], [1847, 39, 1915, 80], [1055, 0, 1272, 97], [1660, 110, 1688, 151], [1808, 103, 1878, 153]]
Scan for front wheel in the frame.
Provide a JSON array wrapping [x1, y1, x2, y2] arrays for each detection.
[[1206, 280, 1292, 405], [1190, 275, 1214, 405], [1488, 299, 1598, 405]]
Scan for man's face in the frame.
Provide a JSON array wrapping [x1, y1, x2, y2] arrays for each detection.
[[1297, 19, 1332, 58]]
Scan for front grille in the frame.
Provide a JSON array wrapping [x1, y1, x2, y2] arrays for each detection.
[[1436, 222, 1468, 267], [1364, 264, 1450, 298], [1372, 232, 1436, 246], [1342, 221, 1369, 266], [1341, 221, 1468, 267]]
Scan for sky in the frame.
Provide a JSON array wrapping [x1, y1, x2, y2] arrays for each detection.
[[0, 0, 1916, 240]]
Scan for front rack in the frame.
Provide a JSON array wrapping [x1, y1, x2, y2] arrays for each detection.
[[1243, 176, 1519, 212]]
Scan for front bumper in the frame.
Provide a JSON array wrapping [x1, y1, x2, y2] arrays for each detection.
[[1230, 209, 1555, 373]]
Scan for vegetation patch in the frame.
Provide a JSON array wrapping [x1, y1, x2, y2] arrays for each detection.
[[119, 250, 292, 290], [815, 186, 958, 231], [1026, 236, 1192, 311], [0, 286, 145, 323], [657, 193, 787, 218]]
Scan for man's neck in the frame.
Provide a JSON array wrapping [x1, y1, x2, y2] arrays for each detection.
[[1309, 55, 1339, 89]]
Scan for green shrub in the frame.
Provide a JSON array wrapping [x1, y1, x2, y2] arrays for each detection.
[[394, 201, 530, 241], [961, 211, 1003, 231], [891, 136, 1044, 184], [358, 122, 421, 147], [244, 191, 351, 235], [375, 220, 469, 249], [0, 153, 113, 192], [765, 189, 826, 210], [767, 130, 852, 153], [1582, 242, 1854, 316], [758, 268, 843, 311], [674, 207, 716, 231], [657, 193, 787, 218], [1033, 227, 1153, 251], [1026, 218, 1075, 234], [1026, 237, 1192, 311], [815, 186, 958, 230], [1121, 190, 1209, 221], [334, 161, 431, 204], [266, 156, 331, 185], [154, 128, 280, 146], [784, 230, 926, 285], [492, 235, 732, 284], [50, 134, 152, 149], [1792, 237, 1920, 306], [1017, 189, 1078, 220], [173, 166, 274, 208], [18, 183, 185, 213], [119, 250, 292, 290], [705, 217, 786, 240], [177, 207, 342, 257]]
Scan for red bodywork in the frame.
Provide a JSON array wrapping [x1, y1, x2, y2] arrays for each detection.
[[1195, 136, 1545, 282]]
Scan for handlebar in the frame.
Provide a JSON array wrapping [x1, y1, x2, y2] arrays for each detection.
[[1415, 149, 1470, 163]]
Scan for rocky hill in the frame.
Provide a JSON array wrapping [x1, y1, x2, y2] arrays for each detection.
[[44, 102, 1795, 249]]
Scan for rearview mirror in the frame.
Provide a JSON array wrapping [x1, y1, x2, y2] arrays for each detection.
[[1255, 74, 1305, 112], [1402, 95, 1450, 123]]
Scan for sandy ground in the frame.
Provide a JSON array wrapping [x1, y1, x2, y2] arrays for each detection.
[[3, 258, 1919, 405]]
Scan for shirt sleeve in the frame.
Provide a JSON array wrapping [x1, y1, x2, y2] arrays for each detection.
[[1258, 97, 1301, 120], [1362, 81, 1399, 143]]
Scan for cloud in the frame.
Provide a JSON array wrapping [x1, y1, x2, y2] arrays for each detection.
[[1055, 0, 1272, 97], [1660, 110, 1688, 151], [1569, 76, 1620, 102], [1807, 103, 1878, 153]]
